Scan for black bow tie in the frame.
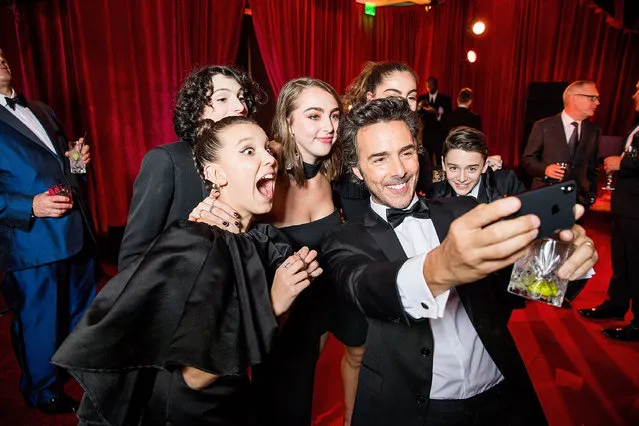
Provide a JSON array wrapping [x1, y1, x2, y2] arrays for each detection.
[[5, 93, 27, 110], [386, 198, 431, 228]]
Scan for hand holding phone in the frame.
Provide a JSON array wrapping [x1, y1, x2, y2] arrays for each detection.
[[510, 181, 577, 239]]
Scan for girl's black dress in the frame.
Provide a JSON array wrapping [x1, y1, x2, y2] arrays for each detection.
[[52, 221, 292, 426]]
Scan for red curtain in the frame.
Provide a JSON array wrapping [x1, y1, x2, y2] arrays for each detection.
[[2, 0, 245, 233], [249, 0, 639, 166], [3, 0, 638, 232], [248, 0, 470, 96]]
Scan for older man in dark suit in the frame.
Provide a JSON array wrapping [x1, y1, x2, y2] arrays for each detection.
[[0, 48, 95, 413], [579, 81, 639, 341], [321, 97, 598, 426], [521, 80, 601, 207]]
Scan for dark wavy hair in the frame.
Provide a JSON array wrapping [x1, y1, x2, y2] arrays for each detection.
[[338, 97, 420, 183], [193, 116, 260, 193], [173, 65, 267, 147]]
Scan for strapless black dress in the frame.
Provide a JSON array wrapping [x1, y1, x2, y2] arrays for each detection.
[[252, 210, 366, 426]]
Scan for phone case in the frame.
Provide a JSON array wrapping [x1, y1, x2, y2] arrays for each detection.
[[513, 180, 576, 239]]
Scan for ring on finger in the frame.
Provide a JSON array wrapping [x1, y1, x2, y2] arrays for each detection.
[[209, 200, 215, 213], [282, 262, 290, 268], [582, 241, 594, 248]]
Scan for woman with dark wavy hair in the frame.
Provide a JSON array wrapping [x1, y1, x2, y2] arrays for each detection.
[[118, 65, 267, 271]]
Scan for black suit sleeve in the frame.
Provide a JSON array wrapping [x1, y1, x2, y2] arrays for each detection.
[[521, 121, 547, 178], [619, 151, 639, 175], [587, 127, 601, 196], [321, 231, 408, 323], [477, 115, 483, 132], [118, 147, 176, 271]]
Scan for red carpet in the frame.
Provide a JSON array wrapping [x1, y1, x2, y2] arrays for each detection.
[[1, 194, 638, 425]]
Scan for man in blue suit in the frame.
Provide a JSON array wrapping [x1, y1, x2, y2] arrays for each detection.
[[0, 48, 96, 414]]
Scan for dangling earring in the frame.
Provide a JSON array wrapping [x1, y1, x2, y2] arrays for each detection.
[[211, 182, 220, 191]]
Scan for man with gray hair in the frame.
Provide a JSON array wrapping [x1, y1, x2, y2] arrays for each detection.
[[521, 80, 601, 207]]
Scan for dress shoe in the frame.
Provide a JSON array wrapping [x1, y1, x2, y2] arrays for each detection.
[[602, 324, 639, 342], [36, 393, 80, 415], [578, 305, 626, 320]]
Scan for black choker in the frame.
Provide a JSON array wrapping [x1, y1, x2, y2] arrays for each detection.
[[303, 162, 322, 179]]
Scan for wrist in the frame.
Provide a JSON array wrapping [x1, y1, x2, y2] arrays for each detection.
[[423, 248, 452, 297]]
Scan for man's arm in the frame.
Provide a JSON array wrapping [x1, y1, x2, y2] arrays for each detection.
[[521, 122, 547, 178], [0, 191, 33, 230], [118, 147, 175, 271], [321, 232, 408, 322]]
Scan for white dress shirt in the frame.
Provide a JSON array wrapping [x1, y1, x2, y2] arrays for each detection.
[[561, 110, 581, 144], [370, 196, 504, 400], [469, 180, 481, 199], [0, 89, 58, 155], [625, 124, 639, 151]]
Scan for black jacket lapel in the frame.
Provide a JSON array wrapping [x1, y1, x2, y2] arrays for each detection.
[[364, 209, 407, 262], [0, 106, 57, 156], [551, 115, 571, 161]]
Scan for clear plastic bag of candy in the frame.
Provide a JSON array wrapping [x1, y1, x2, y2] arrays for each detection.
[[507, 237, 574, 307]]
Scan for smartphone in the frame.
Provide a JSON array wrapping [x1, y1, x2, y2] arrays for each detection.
[[510, 181, 576, 239]]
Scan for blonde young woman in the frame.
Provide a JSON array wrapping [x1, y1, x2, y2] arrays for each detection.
[[192, 78, 367, 426]]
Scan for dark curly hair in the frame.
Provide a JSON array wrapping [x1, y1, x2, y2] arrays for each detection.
[[338, 97, 420, 183], [173, 65, 267, 147]]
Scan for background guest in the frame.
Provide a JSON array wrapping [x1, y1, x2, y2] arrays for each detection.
[[579, 80, 639, 341], [418, 76, 452, 166], [521, 80, 600, 207], [447, 87, 482, 133], [0, 47, 95, 414]]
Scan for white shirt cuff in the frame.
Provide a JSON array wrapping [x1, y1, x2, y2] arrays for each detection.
[[578, 268, 595, 280], [397, 253, 450, 319]]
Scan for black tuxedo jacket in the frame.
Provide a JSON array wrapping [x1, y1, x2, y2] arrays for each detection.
[[321, 197, 546, 426], [447, 106, 482, 133], [611, 126, 639, 219], [431, 169, 525, 203], [417, 92, 453, 124], [118, 141, 207, 270], [521, 114, 600, 201]]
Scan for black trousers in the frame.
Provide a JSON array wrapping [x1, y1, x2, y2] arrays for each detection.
[[425, 381, 528, 426], [606, 216, 639, 325]]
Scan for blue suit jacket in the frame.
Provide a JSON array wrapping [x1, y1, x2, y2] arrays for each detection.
[[0, 100, 94, 271]]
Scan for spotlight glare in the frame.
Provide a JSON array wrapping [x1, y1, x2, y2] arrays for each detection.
[[472, 21, 486, 35], [467, 50, 477, 63]]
